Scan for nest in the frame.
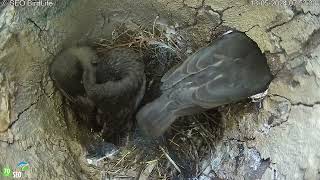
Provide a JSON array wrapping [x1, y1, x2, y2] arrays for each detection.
[[87, 21, 225, 179]]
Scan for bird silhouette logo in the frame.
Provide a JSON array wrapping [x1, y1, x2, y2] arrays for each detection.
[[17, 161, 29, 172]]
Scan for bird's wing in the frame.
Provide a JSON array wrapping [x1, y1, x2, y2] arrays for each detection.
[[191, 50, 272, 108], [161, 46, 226, 90], [161, 31, 272, 108], [161, 31, 254, 90]]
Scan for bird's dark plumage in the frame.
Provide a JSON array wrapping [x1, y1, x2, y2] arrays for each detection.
[[77, 47, 146, 139], [49, 46, 96, 112], [50, 46, 146, 140], [136, 31, 273, 137]]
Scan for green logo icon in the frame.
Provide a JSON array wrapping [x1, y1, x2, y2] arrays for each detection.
[[17, 161, 29, 171], [2, 167, 12, 177]]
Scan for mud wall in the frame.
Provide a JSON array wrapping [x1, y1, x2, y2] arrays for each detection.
[[0, 0, 319, 179]]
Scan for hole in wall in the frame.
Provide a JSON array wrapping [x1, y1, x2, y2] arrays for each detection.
[[49, 19, 271, 178]]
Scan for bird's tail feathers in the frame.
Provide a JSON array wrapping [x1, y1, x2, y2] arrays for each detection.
[[136, 95, 177, 137]]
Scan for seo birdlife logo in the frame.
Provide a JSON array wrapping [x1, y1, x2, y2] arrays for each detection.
[[2, 161, 29, 178], [17, 161, 29, 172]]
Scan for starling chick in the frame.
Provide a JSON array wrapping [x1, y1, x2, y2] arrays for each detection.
[[136, 31, 273, 137], [77, 47, 146, 139]]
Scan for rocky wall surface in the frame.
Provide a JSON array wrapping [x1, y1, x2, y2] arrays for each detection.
[[0, 0, 319, 179]]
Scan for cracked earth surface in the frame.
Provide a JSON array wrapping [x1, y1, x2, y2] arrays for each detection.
[[0, 0, 319, 179]]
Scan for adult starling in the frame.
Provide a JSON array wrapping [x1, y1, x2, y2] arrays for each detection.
[[136, 31, 273, 137], [50, 46, 146, 140], [49, 46, 96, 114], [50, 46, 146, 163], [78, 47, 146, 140]]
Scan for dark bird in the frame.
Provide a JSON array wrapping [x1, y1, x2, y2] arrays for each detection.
[[50, 46, 146, 141], [136, 31, 273, 137], [49, 46, 96, 114], [77, 47, 146, 140]]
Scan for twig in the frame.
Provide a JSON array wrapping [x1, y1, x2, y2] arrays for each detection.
[[114, 151, 131, 167], [152, 15, 160, 38], [169, 139, 180, 147], [159, 146, 181, 173]]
